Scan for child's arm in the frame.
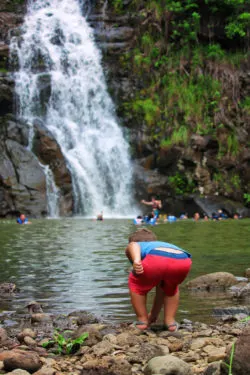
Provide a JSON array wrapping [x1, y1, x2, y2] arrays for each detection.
[[125, 242, 144, 274]]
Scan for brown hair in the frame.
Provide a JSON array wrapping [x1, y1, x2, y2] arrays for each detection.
[[128, 228, 157, 243]]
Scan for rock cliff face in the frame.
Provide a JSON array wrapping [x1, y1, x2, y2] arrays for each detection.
[[0, 0, 249, 217], [0, 0, 73, 217], [88, 0, 250, 217]]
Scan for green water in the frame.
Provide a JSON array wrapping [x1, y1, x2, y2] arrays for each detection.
[[0, 218, 249, 324]]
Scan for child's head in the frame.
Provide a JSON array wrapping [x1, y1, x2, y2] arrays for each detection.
[[128, 228, 157, 243]]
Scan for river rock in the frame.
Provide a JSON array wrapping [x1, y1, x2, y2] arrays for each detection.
[[245, 268, 250, 278], [31, 313, 52, 323], [127, 342, 165, 364], [204, 361, 221, 375], [33, 366, 56, 375], [0, 282, 17, 294], [0, 328, 8, 344], [213, 306, 250, 317], [186, 272, 237, 291], [23, 336, 37, 346], [0, 349, 42, 373], [91, 340, 115, 356], [5, 370, 31, 375], [203, 345, 226, 362], [144, 354, 192, 375], [68, 310, 99, 325], [81, 357, 132, 375], [235, 283, 250, 298], [222, 325, 250, 375], [115, 332, 142, 347], [17, 329, 37, 342]]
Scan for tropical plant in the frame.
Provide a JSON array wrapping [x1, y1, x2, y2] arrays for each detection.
[[42, 330, 89, 355]]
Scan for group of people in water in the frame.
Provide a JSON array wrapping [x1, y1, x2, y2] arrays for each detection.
[[133, 197, 242, 226]]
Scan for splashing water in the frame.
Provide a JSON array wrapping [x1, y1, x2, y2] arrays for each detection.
[[11, 0, 135, 217]]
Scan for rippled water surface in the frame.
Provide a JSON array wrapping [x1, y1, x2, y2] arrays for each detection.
[[0, 219, 249, 324]]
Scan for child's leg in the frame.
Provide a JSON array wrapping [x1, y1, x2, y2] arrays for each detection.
[[163, 290, 179, 329], [148, 284, 164, 323], [129, 290, 148, 327]]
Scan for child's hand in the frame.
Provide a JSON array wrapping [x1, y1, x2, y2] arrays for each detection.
[[133, 260, 144, 274]]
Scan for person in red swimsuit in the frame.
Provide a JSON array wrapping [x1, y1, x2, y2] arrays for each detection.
[[141, 196, 162, 218], [125, 228, 192, 331]]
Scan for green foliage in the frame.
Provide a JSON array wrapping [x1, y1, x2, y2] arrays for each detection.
[[205, 44, 226, 60], [244, 193, 250, 206], [132, 98, 160, 126], [168, 173, 196, 195], [240, 96, 250, 112], [240, 315, 250, 322], [42, 330, 88, 355], [226, 12, 250, 38], [112, 0, 123, 12], [223, 342, 235, 375], [227, 133, 239, 156]]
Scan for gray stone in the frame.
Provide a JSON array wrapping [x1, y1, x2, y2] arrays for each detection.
[[245, 268, 250, 278], [187, 272, 237, 291], [115, 332, 142, 347], [17, 329, 37, 342], [223, 326, 250, 375], [204, 361, 222, 375], [5, 370, 31, 375], [128, 343, 165, 364], [91, 340, 115, 356], [33, 366, 56, 375], [213, 306, 249, 317], [144, 355, 192, 375]]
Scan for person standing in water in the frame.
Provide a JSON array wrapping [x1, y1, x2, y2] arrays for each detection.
[[141, 196, 162, 218], [16, 214, 31, 224], [97, 211, 104, 221], [125, 228, 192, 331]]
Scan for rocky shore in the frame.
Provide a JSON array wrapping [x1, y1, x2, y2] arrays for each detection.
[[0, 270, 250, 375]]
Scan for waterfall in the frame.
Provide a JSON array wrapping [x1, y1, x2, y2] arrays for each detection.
[[11, 0, 135, 217]]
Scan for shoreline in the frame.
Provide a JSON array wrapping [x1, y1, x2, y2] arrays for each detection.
[[0, 302, 249, 375]]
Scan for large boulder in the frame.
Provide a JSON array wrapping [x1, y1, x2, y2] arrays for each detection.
[[186, 272, 238, 291], [222, 326, 250, 375], [0, 349, 42, 373], [32, 123, 73, 216], [0, 137, 47, 217], [144, 354, 192, 375]]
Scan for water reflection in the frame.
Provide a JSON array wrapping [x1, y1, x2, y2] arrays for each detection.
[[0, 218, 249, 323]]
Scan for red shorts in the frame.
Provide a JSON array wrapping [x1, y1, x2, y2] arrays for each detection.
[[128, 253, 192, 296]]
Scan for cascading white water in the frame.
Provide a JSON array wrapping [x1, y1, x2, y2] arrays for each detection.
[[11, 0, 135, 217]]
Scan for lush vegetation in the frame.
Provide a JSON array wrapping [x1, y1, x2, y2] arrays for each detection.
[[119, 0, 249, 149], [111, 0, 250, 197]]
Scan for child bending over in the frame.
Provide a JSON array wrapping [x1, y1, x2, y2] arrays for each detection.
[[125, 228, 192, 331]]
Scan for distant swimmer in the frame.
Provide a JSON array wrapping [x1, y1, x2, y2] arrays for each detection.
[[133, 215, 144, 225], [16, 214, 31, 224], [97, 211, 104, 221], [141, 196, 162, 218]]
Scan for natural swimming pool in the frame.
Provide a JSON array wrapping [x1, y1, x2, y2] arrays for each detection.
[[0, 218, 249, 324]]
